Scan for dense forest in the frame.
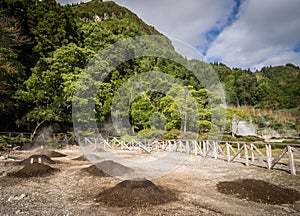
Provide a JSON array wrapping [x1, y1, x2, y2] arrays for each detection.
[[0, 0, 299, 139]]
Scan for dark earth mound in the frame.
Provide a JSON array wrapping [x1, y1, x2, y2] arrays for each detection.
[[18, 154, 56, 165], [82, 164, 110, 177], [42, 150, 66, 158], [9, 163, 59, 178], [216, 179, 300, 205], [96, 178, 177, 207], [72, 155, 89, 161], [94, 147, 105, 152], [82, 160, 133, 177]]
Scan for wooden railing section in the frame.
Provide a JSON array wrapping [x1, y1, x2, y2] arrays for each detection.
[[1, 132, 299, 175]]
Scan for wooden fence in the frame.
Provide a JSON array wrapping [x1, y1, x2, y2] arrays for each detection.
[[80, 137, 300, 175], [0, 132, 76, 145], [1, 132, 299, 175]]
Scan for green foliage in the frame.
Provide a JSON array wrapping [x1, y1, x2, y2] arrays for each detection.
[[256, 65, 300, 109], [213, 63, 300, 110], [162, 129, 180, 139], [0, 0, 298, 138], [130, 95, 156, 131], [137, 129, 164, 139], [221, 134, 264, 142], [26, 0, 79, 56], [0, 135, 9, 147], [212, 63, 258, 106], [149, 112, 167, 130], [163, 84, 198, 132], [225, 108, 250, 137], [0, 11, 27, 130], [72, 0, 160, 36], [16, 43, 95, 134]]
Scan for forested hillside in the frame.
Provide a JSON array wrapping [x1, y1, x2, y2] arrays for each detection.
[[213, 63, 300, 137], [0, 0, 299, 138], [212, 63, 300, 110]]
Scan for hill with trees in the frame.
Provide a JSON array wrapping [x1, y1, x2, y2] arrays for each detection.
[[0, 0, 299, 139]]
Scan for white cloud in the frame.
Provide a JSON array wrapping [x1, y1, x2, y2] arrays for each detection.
[[206, 0, 300, 69], [58, 0, 300, 69], [112, 0, 236, 52], [252, 52, 300, 70]]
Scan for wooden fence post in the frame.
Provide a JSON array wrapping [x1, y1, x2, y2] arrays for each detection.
[[244, 144, 249, 166], [250, 143, 255, 162], [203, 141, 206, 157], [213, 141, 218, 159], [226, 142, 230, 162], [266, 144, 272, 169], [288, 145, 296, 175], [194, 141, 198, 155], [237, 143, 241, 158]]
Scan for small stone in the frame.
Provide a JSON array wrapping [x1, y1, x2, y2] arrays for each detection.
[[8, 194, 27, 202], [15, 194, 26, 201]]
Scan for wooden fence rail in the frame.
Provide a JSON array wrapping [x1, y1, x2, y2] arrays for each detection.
[[1, 132, 299, 175]]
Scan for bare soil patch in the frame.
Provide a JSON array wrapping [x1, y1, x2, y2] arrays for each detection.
[[96, 178, 177, 207], [8, 163, 59, 178], [1, 146, 300, 215], [17, 154, 56, 165], [216, 178, 300, 205]]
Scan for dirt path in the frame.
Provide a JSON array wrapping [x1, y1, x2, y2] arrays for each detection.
[[0, 146, 299, 215]]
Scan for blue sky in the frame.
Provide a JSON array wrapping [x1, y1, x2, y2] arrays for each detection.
[[60, 0, 300, 70]]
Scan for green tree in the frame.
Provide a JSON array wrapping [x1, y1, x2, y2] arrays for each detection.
[[226, 108, 250, 137], [130, 94, 156, 132], [160, 84, 199, 132], [16, 43, 95, 137], [0, 10, 27, 130], [26, 0, 78, 56], [149, 111, 167, 130]]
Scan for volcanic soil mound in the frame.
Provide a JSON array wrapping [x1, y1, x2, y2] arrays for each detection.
[[82, 160, 133, 177], [82, 164, 110, 177], [94, 147, 105, 152], [42, 150, 66, 158], [9, 163, 59, 178], [96, 178, 177, 207], [18, 154, 56, 165], [216, 179, 300, 205], [73, 155, 89, 161]]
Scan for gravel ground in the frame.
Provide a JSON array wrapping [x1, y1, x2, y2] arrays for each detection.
[[0, 146, 300, 215]]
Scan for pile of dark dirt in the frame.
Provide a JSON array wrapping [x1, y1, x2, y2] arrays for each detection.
[[216, 179, 300, 205], [97, 160, 133, 176], [72, 155, 89, 161], [96, 178, 177, 207], [17, 154, 56, 165], [42, 150, 66, 158], [94, 147, 105, 152], [82, 164, 110, 177], [82, 160, 133, 177], [9, 163, 59, 178]]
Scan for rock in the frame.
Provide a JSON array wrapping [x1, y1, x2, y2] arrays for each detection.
[[8, 194, 27, 202], [15, 194, 26, 201], [0, 154, 9, 160]]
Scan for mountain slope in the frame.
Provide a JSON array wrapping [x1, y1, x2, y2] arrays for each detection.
[[72, 0, 161, 36]]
